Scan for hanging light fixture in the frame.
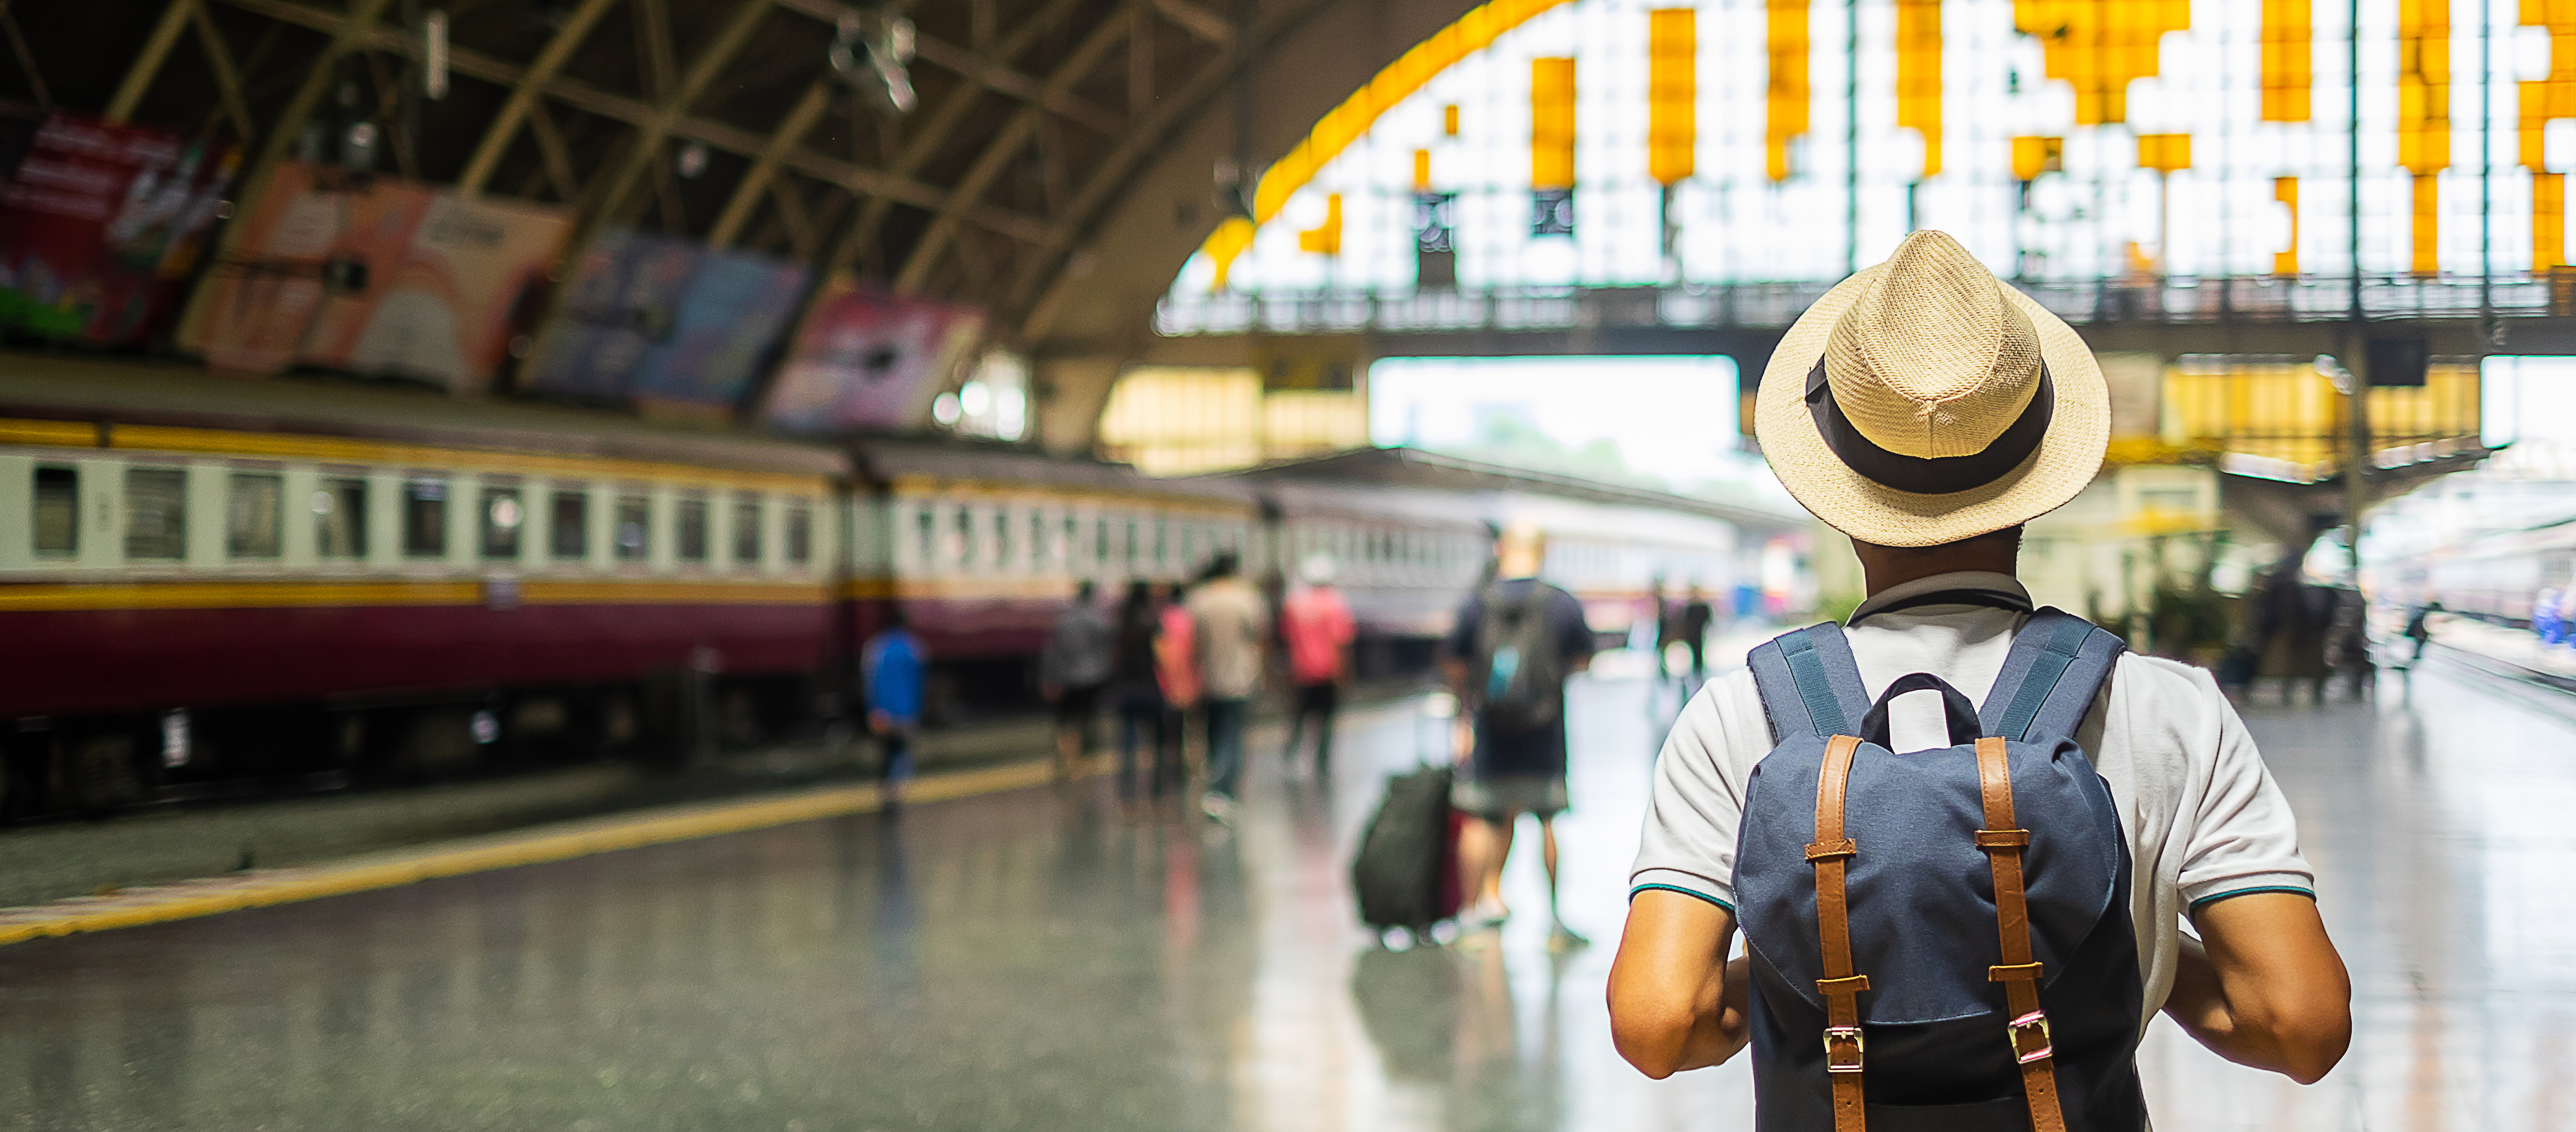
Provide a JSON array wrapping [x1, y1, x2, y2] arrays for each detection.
[[830, 8, 917, 114]]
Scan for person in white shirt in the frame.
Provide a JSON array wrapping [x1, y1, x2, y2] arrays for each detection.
[[1606, 231, 2350, 1099]]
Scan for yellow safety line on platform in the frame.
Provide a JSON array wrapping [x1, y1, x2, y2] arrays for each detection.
[[0, 755, 1099, 948]]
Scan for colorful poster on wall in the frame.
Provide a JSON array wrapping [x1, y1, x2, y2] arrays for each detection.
[[520, 227, 810, 421], [761, 273, 983, 434], [518, 228, 703, 402], [0, 111, 238, 346], [631, 251, 808, 422], [179, 162, 570, 392]]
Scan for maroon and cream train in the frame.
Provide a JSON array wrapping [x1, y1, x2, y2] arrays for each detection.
[[0, 363, 1772, 817]]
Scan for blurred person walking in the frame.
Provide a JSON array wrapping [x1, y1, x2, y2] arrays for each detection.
[[1110, 581, 1174, 806], [1609, 231, 2346, 1125], [860, 607, 926, 805], [1280, 553, 1356, 774], [1648, 575, 1675, 682], [1676, 583, 1715, 684], [1188, 552, 1269, 822], [1446, 519, 1594, 945], [2403, 600, 2440, 662], [1041, 579, 1114, 780], [1155, 580, 1200, 790], [2323, 588, 2373, 700]]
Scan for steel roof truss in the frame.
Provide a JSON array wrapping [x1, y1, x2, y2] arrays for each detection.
[[894, 13, 1131, 293], [454, 0, 620, 194], [706, 78, 832, 249]]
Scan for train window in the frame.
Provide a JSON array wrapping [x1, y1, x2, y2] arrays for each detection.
[[676, 496, 708, 562], [916, 507, 935, 565], [615, 495, 649, 561], [1063, 515, 1079, 565], [1096, 517, 1110, 565], [550, 491, 587, 559], [1124, 518, 1138, 566], [993, 508, 1011, 569], [954, 506, 976, 569], [227, 472, 283, 559], [733, 495, 762, 567], [124, 467, 188, 561], [404, 477, 448, 557], [32, 465, 76, 557], [1181, 523, 1196, 570], [481, 486, 524, 559], [315, 477, 366, 559], [785, 502, 812, 564], [1154, 519, 1169, 567], [1030, 511, 1047, 568]]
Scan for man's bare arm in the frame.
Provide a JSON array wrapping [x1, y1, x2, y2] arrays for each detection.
[[1608, 889, 1750, 1078], [2161, 892, 2351, 1084]]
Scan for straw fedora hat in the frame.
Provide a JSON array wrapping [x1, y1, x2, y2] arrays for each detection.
[[1753, 230, 2107, 548]]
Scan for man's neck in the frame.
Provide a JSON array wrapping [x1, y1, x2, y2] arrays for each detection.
[[1857, 549, 2019, 597]]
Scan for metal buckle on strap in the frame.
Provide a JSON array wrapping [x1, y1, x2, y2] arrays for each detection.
[[1823, 1026, 1865, 1073], [2006, 1010, 2054, 1065]]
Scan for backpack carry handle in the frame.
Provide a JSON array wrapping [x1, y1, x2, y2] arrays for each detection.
[[1856, 672, 1983, 751]]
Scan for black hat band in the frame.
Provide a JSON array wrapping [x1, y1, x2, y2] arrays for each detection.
[[1804, 356, 2053, 496]]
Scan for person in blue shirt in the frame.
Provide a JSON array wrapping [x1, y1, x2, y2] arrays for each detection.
[[862, 606, 927, 801]]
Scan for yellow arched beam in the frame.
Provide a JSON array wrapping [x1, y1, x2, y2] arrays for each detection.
[[1202, 0, 1573, 289]]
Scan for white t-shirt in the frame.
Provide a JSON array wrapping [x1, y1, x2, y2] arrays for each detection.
[[1628, 571, 2316, 1033]]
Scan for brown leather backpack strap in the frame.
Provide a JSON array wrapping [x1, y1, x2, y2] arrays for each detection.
[[1810, 734, 1869, 1132], [1974, 737, 2067, 1132]]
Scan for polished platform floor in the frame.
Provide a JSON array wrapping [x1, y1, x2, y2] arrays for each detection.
[[0, 655, 2568, 1130]]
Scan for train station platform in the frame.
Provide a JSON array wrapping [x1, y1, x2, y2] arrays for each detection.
[[2412, 615, 2576, 693], [0, 651, 2564, 1130]]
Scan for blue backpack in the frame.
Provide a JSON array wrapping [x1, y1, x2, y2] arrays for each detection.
[[1738, 609, 2145, 1132]]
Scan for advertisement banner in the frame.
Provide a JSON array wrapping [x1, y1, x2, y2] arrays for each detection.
[[761, 273, 983, 434], [519, 229, 703, 402], [632, 251, 809, 421], [521, 228, 809, 420], [0, 111, 238, 346], [180, 162, 570, 391]]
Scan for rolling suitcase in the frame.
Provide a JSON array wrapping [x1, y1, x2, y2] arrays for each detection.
[[1352, 764, 1461, 937]]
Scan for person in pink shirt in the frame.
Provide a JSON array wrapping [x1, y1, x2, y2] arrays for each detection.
[[1279, 553, 1356, 773], [1154, 581, 1201, 790]]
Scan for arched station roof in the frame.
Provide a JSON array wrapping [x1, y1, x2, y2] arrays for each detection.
[[2, 0, 1482, 449]]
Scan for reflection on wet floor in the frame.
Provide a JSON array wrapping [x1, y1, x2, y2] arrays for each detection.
[[2139, 663, 2576, 1131], [0, 659, 2571, 1130]]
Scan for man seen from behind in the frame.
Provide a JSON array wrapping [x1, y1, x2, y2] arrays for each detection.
[[860, 607, 926, 805], [1606, 231, 2347, 1129], [1187, 552, 1268, 823], [1040, 579, 1114, 780], [1446, 519, 1593, 947], [1280, 552, 1357, 774]]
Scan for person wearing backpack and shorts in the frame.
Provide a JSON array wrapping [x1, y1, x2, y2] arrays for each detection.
[[1606, 232, 2350, 1129], [1446, 519, 1594, 945]]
